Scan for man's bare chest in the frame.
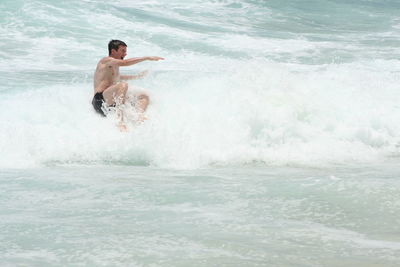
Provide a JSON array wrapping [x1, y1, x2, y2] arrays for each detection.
[[106, 66, 120, 80]]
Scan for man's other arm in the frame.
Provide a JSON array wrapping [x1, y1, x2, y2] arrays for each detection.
[[120, 70, 149, 80]]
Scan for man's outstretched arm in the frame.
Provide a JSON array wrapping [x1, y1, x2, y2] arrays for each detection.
[[107, 56, 164, 67]]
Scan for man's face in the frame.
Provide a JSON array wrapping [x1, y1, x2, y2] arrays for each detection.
[[114, 45, 127, 59]]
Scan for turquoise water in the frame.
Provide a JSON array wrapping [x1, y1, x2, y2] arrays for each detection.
[[1, 0, 400, 266], [2, 165, 400, 266]]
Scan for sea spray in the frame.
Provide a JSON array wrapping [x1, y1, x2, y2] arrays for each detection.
[[1, 58, 399, 168]]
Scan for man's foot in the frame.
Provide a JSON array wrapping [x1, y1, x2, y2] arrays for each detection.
[[136, 113, 148, 123], [117, 122, 128, 132]]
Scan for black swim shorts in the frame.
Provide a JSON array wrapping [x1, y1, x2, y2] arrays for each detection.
[[92, 92, 106, 117]]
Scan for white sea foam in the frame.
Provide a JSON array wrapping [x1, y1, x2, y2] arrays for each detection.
[[1, 57, 399, 169]]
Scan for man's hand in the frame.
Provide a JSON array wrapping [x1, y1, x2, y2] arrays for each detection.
[[137, 70, 149, 78], [147, 56, 164, 61]]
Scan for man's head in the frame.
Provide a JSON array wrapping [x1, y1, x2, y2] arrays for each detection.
[[108, 40, 127, 59]]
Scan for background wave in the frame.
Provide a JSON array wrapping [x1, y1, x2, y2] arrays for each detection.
[[1, 0, 400, 168]]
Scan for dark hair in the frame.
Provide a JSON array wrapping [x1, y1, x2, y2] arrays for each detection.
[[108, 40, 127, 55]]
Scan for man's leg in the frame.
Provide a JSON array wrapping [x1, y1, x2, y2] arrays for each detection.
[[131, 93, 149, 122], [102, 82, 128, 130], [102, 82, 128, 106], [135, 94, 150, 113]]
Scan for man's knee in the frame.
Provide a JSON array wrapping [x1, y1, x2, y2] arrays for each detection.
[[137, 94, 149, 102], [118, 82, 128, 95]]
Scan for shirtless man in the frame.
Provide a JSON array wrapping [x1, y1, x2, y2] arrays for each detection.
[[92, 39, 164, 130]]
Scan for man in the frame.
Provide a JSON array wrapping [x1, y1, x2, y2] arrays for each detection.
[[92, 39, 164, 130]]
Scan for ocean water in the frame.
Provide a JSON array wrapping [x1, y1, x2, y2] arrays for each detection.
[[1, 0, 400, 266]]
